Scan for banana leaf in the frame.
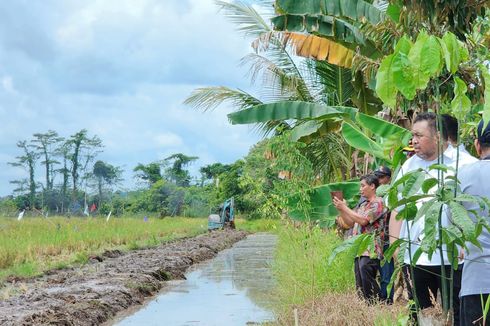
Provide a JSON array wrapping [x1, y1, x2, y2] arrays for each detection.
[[288, 181, 360, 228], [275, 0, 385, 25], [228, 101, 357, 124], [357, 113, 411, 145], [341, 121, 389, 161]]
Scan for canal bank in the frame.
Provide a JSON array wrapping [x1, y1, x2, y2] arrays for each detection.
[[114, 233, 277, 325]]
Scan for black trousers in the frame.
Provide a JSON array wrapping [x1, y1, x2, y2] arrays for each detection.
[[403, 264, 462, 324], [460, 293, 490, 326], [354, 256, 380, 302]]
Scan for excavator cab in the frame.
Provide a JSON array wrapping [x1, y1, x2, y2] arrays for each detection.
[[208, 197, 235, 230]]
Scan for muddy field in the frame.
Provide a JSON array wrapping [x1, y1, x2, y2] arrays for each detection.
[[0, 230, 247, 325]]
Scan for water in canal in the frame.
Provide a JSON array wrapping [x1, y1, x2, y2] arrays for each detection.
[[115, 233, 277, 326]]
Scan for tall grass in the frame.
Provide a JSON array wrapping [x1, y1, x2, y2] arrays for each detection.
[[273, 224, 354, 308], [236, 218, 281, 233], [0, 216, 207, 281], [272, 223, 407, 325]]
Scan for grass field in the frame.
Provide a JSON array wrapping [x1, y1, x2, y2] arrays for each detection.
[[0, 216, 209, 281], [0, 215, 279, 282]]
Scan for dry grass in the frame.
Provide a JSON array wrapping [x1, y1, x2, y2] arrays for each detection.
[[277, 291, 408, 326]]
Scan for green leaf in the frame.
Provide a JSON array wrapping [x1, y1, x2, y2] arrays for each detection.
[[420, 35, 443, 77], [446, 243, 460, 270], [421, 201, 443, 253], [451, 77, 471, 121], [288, 181, 360, 222], [449, 201, 476, 239], [392, 52, 416, 100], [290, 120, 323, 142], [357, 113, 411, 144], [390, 169, 423, 189], [394, 36, 412, 55], [386, 264, 401, 299], [415, 198, 437, 222], [454, 193, 486, 211], [480, 65, 490, 131], [401, 171, 427, 197], [421, 177, 438, 193], [386, 3, 401, 23], [408, 30, 431, 90], [393, 194, 433, 211], [341, 121, 388, 160], [383, 238, 405, 262], [275, 0, 385, 24], [441, 32, 460, 73], [375, 54, 397, 108], [228, 101, 357, 124], [410, 247, 423, 266], [328, 233, 369, 265], [428, 164, 455, 173], [397, 202, 418, 221]]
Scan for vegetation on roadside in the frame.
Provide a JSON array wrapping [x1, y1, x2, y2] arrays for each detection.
[[0, 216, 207, 282], [272, 224, 407, 325]]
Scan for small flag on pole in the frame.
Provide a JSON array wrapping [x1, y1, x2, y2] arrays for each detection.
[[17, 210, 25, 221], [106, 211, 112, 222]]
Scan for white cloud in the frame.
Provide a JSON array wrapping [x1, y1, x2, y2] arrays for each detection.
[[0, 0, 264, 195], [1, 76, 16, 94], [153, 132, 183, 148]]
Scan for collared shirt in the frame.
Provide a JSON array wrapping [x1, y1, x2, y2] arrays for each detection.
[[394, 152, 454, 265], [352, 197, 385, 258], [459, 159, 490, 297], [444, 144, 478, 167]]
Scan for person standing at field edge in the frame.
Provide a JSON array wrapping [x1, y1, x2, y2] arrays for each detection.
[[458, 119, 490, 326], [334, 174, 385, 303], [389, 112, 461, 324]]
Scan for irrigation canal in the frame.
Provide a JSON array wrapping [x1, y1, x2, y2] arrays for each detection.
[[113, 233, 277, 326]]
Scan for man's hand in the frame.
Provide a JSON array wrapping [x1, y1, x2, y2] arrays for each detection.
[[333, 197, 347, 211]]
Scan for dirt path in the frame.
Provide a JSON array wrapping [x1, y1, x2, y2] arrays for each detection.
[[0, 230, 247, 326]]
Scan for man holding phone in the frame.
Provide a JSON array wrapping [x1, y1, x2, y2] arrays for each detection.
[[334, 174, 385, 302]]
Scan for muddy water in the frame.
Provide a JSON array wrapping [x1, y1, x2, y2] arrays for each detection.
[[115, 233, 277, 326]]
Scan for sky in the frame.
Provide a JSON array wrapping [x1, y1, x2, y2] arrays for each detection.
[[0, 0, 266, 195]]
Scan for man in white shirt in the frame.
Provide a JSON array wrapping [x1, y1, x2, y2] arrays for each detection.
[[442, 114, 478, 167], [389, 112, 460, 322], [458, 119, 490, 325]]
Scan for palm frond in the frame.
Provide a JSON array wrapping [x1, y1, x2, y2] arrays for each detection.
[[184, 86, 262, 112], [303, 133, 350, 183], [215, 0, 273, 38], [216, 1, 312, 106], [241, 53, 313, 102], [307, 60, 355, 106]]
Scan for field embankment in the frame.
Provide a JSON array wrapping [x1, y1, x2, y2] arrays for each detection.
[[0, 225, 247, 325]]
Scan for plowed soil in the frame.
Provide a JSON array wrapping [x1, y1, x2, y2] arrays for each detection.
[[0, 230, 247, 325]]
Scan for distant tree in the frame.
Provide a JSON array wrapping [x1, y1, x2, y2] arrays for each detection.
[[164, 153, 198, 187], [92, 160, 123, 207], [31, 130, 63, 191], [199, 163, 230, 187], [65, 129, 103, 199], [133, 162, 164, 186], [54, 141, 72, 213], [8, 141, 40, 208]]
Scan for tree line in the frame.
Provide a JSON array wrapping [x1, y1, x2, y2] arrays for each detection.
[[1, 129, 285, 219]]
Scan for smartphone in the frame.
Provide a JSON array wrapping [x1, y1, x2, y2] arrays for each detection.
[[330, 190, 344, 201]]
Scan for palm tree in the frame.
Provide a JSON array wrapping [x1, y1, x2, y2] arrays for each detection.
[[185, 0, 353, 181]]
